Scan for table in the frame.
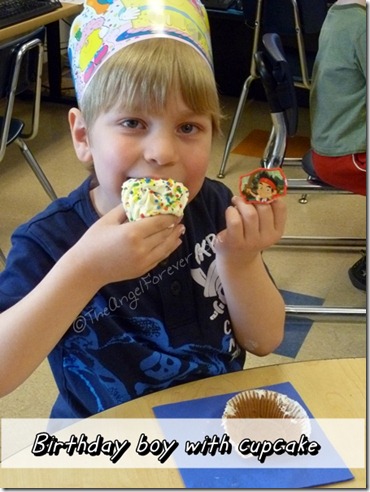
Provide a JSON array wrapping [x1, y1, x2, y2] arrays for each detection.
[[0, 358, 365, 488], [0, 3, 83, 102]]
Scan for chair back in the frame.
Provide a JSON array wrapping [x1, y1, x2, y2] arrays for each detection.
[[254, 33, 298, 167], [0, 27, 45, 161], [242, 0, 327, 36], [261, 0, 327, 35], [241, 0, 328, 88], [256, 33, 298, 135], [0, 27, 45, 97]]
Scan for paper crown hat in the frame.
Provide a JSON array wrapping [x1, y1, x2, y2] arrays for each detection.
[[68, 0, 213, 102]]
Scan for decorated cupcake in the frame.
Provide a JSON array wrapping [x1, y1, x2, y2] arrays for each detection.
[[121, 178, 189, 222]]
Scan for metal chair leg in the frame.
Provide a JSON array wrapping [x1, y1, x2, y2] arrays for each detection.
[[15, 138, 57, 201], [217, 74, 257, 178], [285, 178, 352, 204], [276, 236, 366, 249], [285, 305, 366, 322], [0, 247, 6, 265]]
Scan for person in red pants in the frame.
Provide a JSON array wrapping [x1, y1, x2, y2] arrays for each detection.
[[310, 0, 366, 291]]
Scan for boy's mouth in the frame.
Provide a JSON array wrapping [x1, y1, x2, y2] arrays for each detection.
[[126, 176, 165, 180]]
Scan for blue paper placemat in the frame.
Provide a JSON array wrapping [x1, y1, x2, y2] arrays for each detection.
[[153, 381, 354, 488]]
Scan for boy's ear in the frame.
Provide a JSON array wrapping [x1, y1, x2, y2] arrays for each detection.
[[68, 108, 93, 163]]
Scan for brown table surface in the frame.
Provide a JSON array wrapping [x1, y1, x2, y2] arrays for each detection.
[[0, 3, 82, 42], [0, 357, 366, 488]]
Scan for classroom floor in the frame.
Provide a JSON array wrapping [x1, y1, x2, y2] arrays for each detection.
[[0, 92, 366, 420]]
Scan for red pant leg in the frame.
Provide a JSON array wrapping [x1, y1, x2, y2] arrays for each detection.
[[312, 150, 366, 196]]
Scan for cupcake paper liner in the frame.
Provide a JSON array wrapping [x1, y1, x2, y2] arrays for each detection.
[[222, 389, 311, 455]]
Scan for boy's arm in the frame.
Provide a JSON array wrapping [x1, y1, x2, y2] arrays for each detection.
[[0, 251, 102, 396], [0, 206, 184, 397], [215, 197, 286, 356]]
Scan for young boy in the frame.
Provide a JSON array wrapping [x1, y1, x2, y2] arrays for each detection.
[[0, 0, 286, 419]]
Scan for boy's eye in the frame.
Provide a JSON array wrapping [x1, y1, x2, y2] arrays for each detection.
[[121, 119, 144, 129], [180, 123, 197, 134]]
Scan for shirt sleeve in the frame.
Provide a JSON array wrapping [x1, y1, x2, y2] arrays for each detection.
[[0, 225, 55, 311], [356, 29, 367, 77]]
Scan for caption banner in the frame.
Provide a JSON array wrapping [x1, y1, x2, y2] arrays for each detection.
[[1, 418, 365, 469]]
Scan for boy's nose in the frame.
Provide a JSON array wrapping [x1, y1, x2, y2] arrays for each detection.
[[143, 132, 178, 167]]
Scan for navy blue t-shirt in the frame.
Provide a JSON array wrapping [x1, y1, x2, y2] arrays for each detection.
[[0, 177, 245, 418]]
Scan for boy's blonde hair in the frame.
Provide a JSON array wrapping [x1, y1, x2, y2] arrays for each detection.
[[81, 38, 222, 135]]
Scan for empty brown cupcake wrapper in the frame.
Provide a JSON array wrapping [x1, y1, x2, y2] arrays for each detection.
[[222, 389, 311, 454]]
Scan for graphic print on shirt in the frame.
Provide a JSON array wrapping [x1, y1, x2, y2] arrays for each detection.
[[63, 313, 241, 415], [190, 232, 240, 360], [191, 259, 226, 320], [64, 232, 242, 416], [191, 232, 226, 320]]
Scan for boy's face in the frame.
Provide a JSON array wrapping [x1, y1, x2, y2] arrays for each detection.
[[71, 92, 213, 216]]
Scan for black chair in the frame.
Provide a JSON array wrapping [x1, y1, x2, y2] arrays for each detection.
[[254, 33, 365, 322], [255, 33, 358, 205], [217, 0, 328, 178], [0, 27, 57, 264], [0, 27, 57, 199]]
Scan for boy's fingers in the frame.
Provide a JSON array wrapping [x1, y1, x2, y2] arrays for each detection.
[[216, 205, 245, 245], [270, 199, 287, 234], [233, 195, 287, 234], [103, 206, 182, 233], [101, 204, 127, 224], [135, 215, 183, 239], [230, 201, 261, 238], [226, 204, 244, 232]]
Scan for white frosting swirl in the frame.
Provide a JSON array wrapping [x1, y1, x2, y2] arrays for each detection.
[[121, 178, 189, 222]]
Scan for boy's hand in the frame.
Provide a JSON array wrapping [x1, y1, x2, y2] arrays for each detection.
[[75, 205, 185, 286], [215, 196, 286, 265]]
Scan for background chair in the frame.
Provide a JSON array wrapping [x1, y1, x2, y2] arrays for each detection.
[[0, 27, 57, 200], [0, 247, 6, 265], [255, 32, 365, 321], [217, 0, 328, 178], [0, 27, 57, 265]]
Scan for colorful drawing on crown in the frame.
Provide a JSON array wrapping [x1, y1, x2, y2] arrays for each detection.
[[69, 0, 212, 101], [86, 0, 113, 15]]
